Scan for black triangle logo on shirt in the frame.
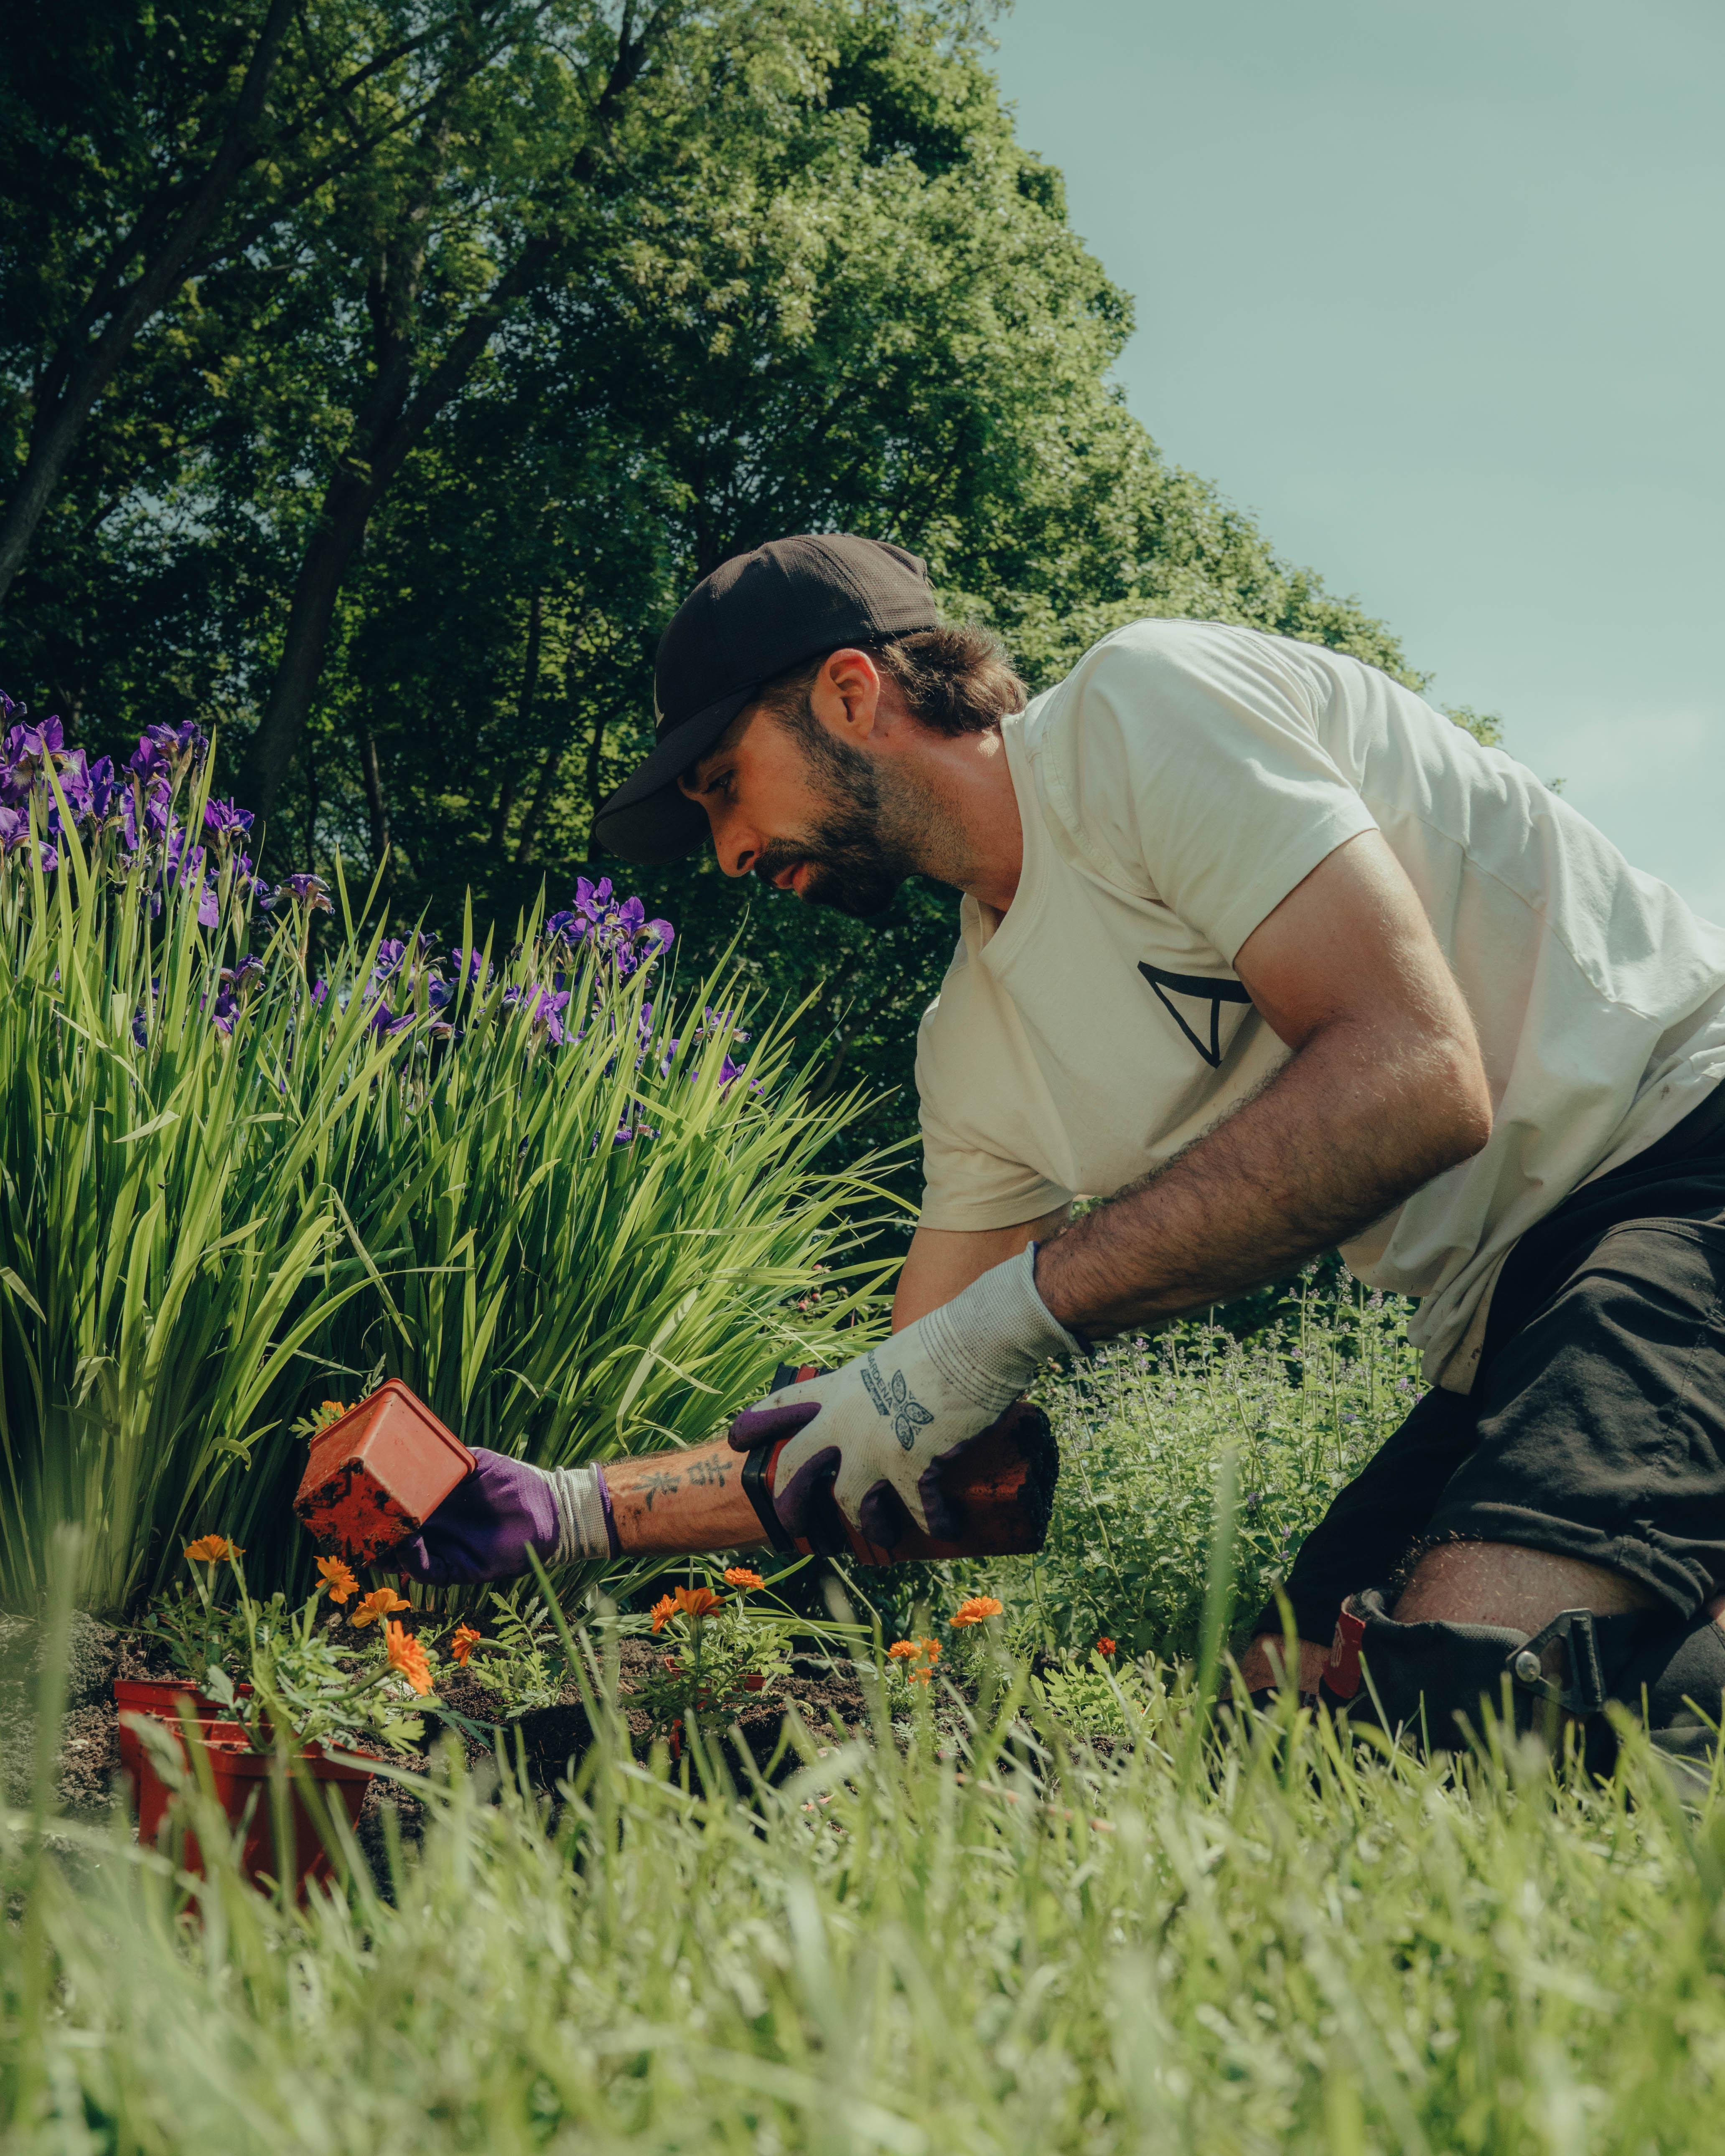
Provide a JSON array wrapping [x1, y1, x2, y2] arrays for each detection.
[[1137, 962, 1253, 1069]]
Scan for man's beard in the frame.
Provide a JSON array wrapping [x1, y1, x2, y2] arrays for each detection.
[[752, 706, 920, 919]]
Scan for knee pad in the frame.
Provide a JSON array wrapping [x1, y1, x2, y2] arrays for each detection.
[[1317, 1590, 1559, 1749], [1316, 1589, 1685, 1757]]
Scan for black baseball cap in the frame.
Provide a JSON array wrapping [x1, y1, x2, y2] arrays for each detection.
[[593, 532, 939, 863]]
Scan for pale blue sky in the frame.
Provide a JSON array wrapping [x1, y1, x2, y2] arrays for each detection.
[[989, 0, 1725, 923]]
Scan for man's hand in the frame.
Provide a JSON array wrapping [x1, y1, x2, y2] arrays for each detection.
[[727, 1246, 1082, 1545], [395, 1449, 609, 1585]]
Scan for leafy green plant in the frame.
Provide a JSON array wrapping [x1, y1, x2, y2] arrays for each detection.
[[453, 1586, 570, 1717], [631, 1568, 814, 1743], [1031, 1648, 1160, 1741], [0, 709, 901, 1614], [168, 1540, 438, 1754], [931, 1279, 1421, 1662]]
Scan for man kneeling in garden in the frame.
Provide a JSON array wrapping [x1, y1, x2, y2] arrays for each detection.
[[420, 534, 1725, 1770]]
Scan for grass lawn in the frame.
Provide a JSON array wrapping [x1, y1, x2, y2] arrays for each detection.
[[10, 1292, 1725, 2155]]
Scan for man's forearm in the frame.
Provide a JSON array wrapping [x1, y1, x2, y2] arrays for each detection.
[[1033, 1014, 1489, 1337]]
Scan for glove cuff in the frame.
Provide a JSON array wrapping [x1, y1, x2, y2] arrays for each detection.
[[543, 1463, 618, 1563], [921, 1244, 1086, 1410]]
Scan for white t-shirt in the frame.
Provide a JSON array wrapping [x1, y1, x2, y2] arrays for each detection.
[[914, 620, 1725, 1389]]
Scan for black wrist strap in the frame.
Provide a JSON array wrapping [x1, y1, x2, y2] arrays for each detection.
[[741, 1445, 796, 1554]]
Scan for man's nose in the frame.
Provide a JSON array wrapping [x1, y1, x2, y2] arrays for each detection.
[[709, 804, 757, 879]]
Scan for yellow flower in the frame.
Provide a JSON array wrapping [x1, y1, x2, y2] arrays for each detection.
[[384, 1620, 432, 1696], [650, 1593, 678, 1635], [950, 1595, 1003, 1627], [351, 1586, 412, 1629], [448, 1623, 482, 1666], [316, 1555, 358, 1604], [183, 1534, 241, 1563], [723, 1567, 764, 1591]]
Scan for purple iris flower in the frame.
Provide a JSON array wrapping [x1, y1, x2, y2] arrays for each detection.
[[131, 720, 205, 779], [208, 984, 241, 1035], [276, 873, 332, 913], [0, 803, 28, 854], [6, 713, 64, 765], [366, 1000, 416, 1040], [310, 978, 329, 1006], [204, 796, 254, 842], [372, 938, 406, 979]]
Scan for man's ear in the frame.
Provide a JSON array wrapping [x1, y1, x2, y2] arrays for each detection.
[[809, 647, 886, 743]]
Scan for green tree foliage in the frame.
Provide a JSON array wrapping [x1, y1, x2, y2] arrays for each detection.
[[1, 0, 1468, 1200]]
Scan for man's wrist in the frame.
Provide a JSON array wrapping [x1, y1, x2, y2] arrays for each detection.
[[922, 1245, 1086, 1405], [1028, 1238, 1092, 1348]]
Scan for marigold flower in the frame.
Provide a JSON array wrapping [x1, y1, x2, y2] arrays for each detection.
[[673, 1584, 724, 1622], [650, 1593, 678, 1635], [183, 1534, 241, 1563], [1095, 1637, 1117, 1657], [449, 1623, 482, 1666], [888, 1640, 920, 1659], [316, 1555, 358, 1604], [351, 1586, 412, 1629], [723, 1567, 764, 1591], [950, 1594, 1003, 1627], [384, 1620, 433, 1696], [319, 1399, 348, 1422], [919, 1639, 940, 1663]]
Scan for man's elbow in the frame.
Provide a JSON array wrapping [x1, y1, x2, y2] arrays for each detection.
[[1422, 1036, 1493, 1172]]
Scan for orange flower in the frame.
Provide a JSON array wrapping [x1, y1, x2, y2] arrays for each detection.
[[950, 1595, 1003, 1627], [673, 1585, 724, 1622], [320, 1399, 348, 1421], [650, 1593, 678, 1635], [1095, 1637, 1117, 1657], [316, 1555, 358, 1604], [351, 1586, 412, 1629], [919, 1639, 940, 1664], [384, 1620, 432, 1696], [183, 1535, 241, 1563], [448, 1623, 482, 1666], [888, 1640, 920, 1660], [723, 1567, 764, 1591]]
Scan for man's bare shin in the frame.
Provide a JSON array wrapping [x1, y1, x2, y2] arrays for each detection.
[[1237, 1634, 1331, 1695]]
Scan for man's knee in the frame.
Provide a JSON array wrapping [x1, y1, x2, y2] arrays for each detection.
[[1327, 1583, 1725, 1765], [1391, 1538, 1656, 1632]]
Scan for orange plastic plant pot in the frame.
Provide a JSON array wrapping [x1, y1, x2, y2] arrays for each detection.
[[293, 1380, 475, 1564], [125, 1716, 374, 1896], [113, 1678, 250, 1787]]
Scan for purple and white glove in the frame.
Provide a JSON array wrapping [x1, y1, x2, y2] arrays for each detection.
[[727, 1246, 1083, 1549], [394, 1448, 615, 1586]]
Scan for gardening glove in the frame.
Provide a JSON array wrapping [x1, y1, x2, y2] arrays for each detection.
[[727, 1245, 1083, 1548], [394, 1449, 613, 1586]]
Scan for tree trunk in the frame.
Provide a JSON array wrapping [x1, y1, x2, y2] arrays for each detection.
[[231, 6, 660, 823], [0, 0, 297, 604], [237, 467, 379, 825]]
